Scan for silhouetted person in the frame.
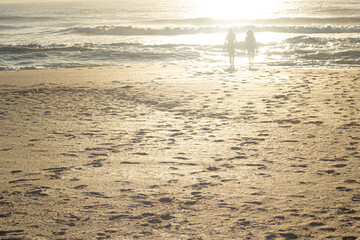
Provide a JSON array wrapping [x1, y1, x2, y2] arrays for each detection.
[[244, 30, 257, 68], [223, 29, 236, 67]]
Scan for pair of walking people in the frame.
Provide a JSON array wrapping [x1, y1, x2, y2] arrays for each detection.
[[224, 29, 256, 68]]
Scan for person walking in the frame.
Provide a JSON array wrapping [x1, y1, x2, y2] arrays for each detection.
[[224, 29, 237, 68], [244, 30, 257, 68]]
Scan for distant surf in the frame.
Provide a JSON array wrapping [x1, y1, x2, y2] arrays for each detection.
[[144, 17, 360, 26], [0, 15, 54, 21], [66, 25, 360, 36]]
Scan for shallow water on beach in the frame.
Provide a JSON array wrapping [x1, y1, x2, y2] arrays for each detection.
[[1, 0, 360, 70]]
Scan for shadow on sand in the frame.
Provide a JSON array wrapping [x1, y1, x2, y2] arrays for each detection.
[[248, 67, 259, 71], [224, 67, 237, 73]]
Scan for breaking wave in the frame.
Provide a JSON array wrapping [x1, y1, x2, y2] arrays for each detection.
[[285, 35, 360, 44], [67, 25, 360, 36], [0, 43, 198, 54], [0, 45, 89, 54]]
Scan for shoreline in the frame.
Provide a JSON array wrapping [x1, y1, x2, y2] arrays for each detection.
[[1, 64, 360, 73], [1, 65, 359, 239]]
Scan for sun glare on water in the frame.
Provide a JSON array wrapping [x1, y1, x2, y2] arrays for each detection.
[[195, 0, 282, 19]]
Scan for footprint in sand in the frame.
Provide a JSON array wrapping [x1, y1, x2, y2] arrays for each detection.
[[73, 185, 88, 190]]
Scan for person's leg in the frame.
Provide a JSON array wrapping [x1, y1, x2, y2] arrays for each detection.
[[229, 51, 234, 66]]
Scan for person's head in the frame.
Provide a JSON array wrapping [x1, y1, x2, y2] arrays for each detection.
[[246, 30, 254, 37], [228, 29, 233, 34]]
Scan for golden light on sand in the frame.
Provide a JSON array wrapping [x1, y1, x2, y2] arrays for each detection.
[[196, 0, 282, 19]]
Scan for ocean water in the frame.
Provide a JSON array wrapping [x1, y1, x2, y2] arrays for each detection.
[[1, 0, 360, 70]]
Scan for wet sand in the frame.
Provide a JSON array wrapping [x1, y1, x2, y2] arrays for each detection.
[[0, 65, 359, 239]]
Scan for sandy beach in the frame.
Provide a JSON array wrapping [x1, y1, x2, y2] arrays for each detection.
[[0, 65, 359, 239]]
